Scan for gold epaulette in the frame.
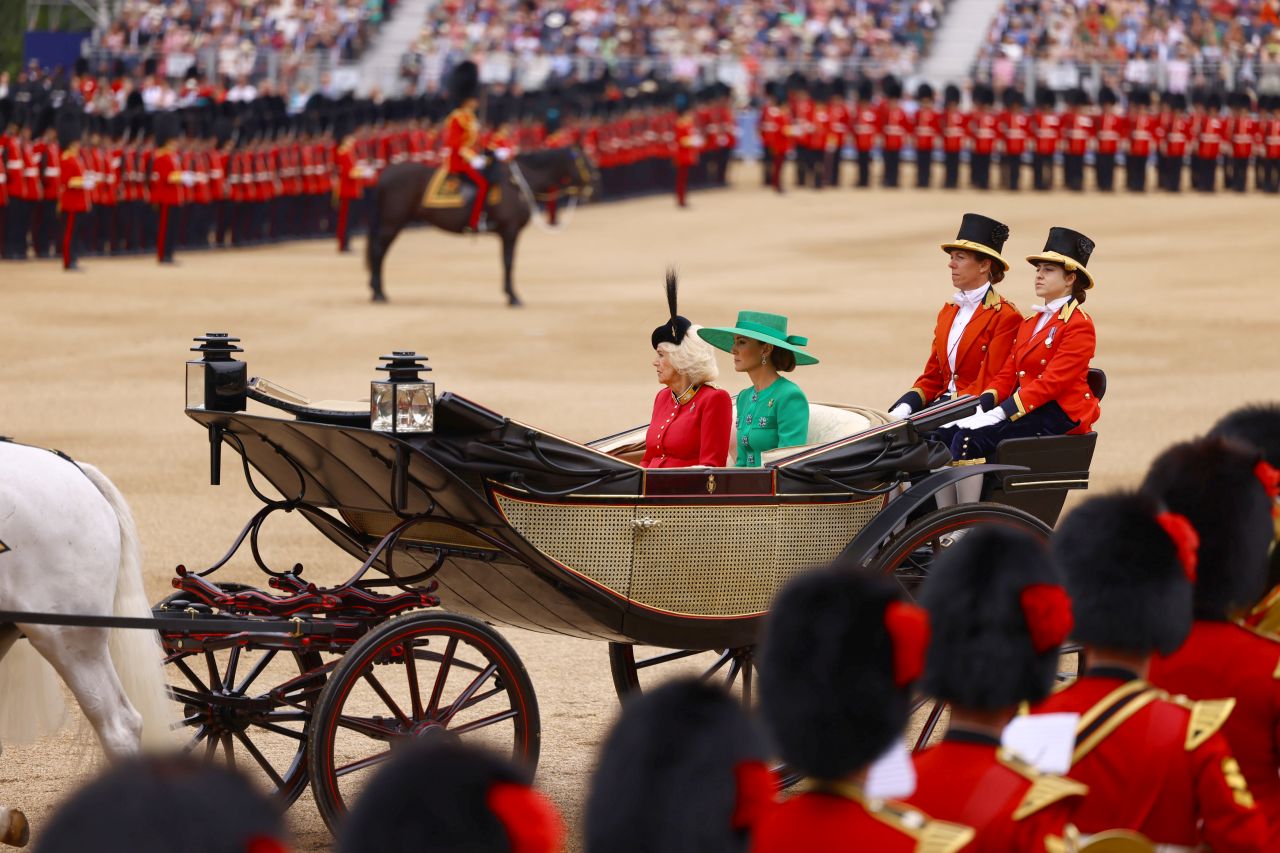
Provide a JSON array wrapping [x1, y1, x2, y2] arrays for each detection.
[[997, 750, 1089, 820], [1166, 695, 1235, 750], [1242, 587, 1280, 637], [866, 800, 975, 853]]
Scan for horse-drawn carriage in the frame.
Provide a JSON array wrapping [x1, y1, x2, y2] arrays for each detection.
[[154, 332, 1102, 829]]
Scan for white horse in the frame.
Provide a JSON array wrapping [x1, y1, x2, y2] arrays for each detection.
[[0, 441, 172, 848]]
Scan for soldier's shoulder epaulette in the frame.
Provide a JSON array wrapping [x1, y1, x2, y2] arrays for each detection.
[[864, 799, 975, 853], [1166, 694, 1236, 750], [1241, 587, 1280, 638], [997, 751, 1089, 820]]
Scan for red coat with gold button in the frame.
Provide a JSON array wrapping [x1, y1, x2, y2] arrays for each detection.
[[907, 734, 1084, 852], [1032, 674, 1266, 849], [1149, 620, 1280, 847], [752, 786, 974, 853], [906, 286, 1020, 409], [985, 298, 1099, 433], [641, 385, 731, 468], [58, 145, 90, 213]]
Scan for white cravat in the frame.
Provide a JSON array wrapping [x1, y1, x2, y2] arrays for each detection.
[[1032, 295, 1072, 335], [945, 283, 990, 394]]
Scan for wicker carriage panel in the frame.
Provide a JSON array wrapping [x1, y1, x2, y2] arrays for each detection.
[[775, 498, 886, 587], [631, 505, 778, 617], [493, 494, 634, 596]]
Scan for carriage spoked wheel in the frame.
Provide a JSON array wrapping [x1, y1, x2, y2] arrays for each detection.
[[157, 589, 325, 806], [866, 502, 1055, 751], [608, 644, 758, 707], [307, 611, 540, 833]]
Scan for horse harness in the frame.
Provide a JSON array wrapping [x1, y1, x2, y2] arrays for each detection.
[[0, 435, 91, 556]]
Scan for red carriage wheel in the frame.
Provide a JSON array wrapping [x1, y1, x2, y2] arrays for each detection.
[[307, 611, 539, 833]]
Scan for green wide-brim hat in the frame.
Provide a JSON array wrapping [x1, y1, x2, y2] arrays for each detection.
[[697, 311, 819, 366]]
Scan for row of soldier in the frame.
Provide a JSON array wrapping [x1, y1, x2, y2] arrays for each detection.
[[759, 77, 1280, 195], [0, 87, 735, 269]]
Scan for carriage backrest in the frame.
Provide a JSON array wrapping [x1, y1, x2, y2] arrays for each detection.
[[727, 403, 891, 467]]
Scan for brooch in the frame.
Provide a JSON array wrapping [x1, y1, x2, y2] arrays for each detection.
[[767, 399, 774, 408], [758, 417, 768, 427]]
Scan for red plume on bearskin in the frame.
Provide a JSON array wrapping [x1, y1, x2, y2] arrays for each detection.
[[731, 761, 778, 831], [1019, 584, 1074, 653], [486, 783, 565, 853], [1256, 460, 1280, 506], [1156, 511, 1200, 583], [884, 601, 930, 687]]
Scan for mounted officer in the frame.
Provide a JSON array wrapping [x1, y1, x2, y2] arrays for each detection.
[[441, 61, 490, 233]]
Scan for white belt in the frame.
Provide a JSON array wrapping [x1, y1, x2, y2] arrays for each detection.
[[6, 160, 21, 168]]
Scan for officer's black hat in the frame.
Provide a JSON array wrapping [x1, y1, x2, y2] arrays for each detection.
[[1052, 492, 1195, 655], [584, 679, 772, 853], [881, 75, 902, 100], [1025, 226, 1096, 289], [1142, 437, 1276, 620], [652, 270, 693, 349], [337, 740, 563, 853], [941, 212, 1011, 271], [1, 99, 15, 130], [760, 564, 926, 781], [922, 527, 1071, 710], [1001, 87, 1024, 109], [917, 82, 935, 103], [944, 83, 962, 106], [55, 106, 82, 148], [449, 60, 480, 106]]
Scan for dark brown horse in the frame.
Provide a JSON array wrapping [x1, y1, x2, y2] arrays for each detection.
[[365, 145, 600, 304]]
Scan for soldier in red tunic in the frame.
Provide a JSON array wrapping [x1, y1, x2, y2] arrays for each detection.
[[1093, 86, 1126, 192], [758, 81, 789, 192], [672, 93, 702, 208], [823, 80, 849, 188], [2, 105, 27, 259], [890, 213, 1020, 419], [852, 79, 879, 188], [1061, 88, 1094, 192], [1144, 437, 1280, 845], [913, 84, 940, 188], [967, 85, 997, 190], [909, 526, 1084, 851], [941, 84, 967, 189], [333, 112, 370, 253], [1125, 88, 1157, 192], [55, 109, 89, 271], [1225, 91, 1259, 193], [1032, 492, 1266, 850], [754, 565, 974, 852], [788, 76, 817, 188], [879, 76, 910, 188], [804, 81, 831, 189], [1031, 87, 1061, 191], [1191, 91, 1225, 193], [1160, 93, 1191, 192], [441, 61, 489, 232], [1259, 96, 1280, 192], [998, 87, 1029, 191], [150, 112, 183, 265]]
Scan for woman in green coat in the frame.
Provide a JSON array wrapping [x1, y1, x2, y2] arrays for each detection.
[[698, 311, 818, 467]]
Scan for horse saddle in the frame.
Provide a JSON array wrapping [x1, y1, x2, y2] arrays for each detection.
[[423, 168, 502, 210]]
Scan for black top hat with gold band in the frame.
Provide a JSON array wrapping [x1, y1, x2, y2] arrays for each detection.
[[940, 213, 1010, 271], [651, 270, 692, 349], [1026, 226, 1096, 289]]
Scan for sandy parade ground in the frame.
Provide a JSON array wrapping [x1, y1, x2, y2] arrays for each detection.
[[2, 171, 1279, 850]]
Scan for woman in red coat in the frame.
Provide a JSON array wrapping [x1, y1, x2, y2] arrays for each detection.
[[642, 273, 731, 468], [939, 226, 1100, 461]]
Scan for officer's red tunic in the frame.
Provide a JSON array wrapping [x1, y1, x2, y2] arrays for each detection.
[[1032, 673, 1266, 849], [752, 786, 974, 853], [641, 385, 731, 469], [907, 733, 1084, 852], [1149, 620, 1280, 846]]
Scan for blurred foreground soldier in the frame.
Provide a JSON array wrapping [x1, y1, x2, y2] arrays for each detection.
[[1144, 437, 1280, 844], [1031, 492, 1266, 849], [151, 111, 182, 264], [908, 527, 1084, 850], [338, 740, 563, 853], [36, 754, 290, 853], [889, 213, 1019, 419], [584, 679, 774, 853], [55, 108, 89, 271], [1208, 403, 1280, 602], [754, 565, 974, 852]]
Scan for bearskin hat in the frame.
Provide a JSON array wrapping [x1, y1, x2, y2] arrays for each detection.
[[920, 527, 1069, 710], [1098, 85, 1118, 106], [944, 83, 962, 106], [1035, 87, 1056, 109], [917, 82, 935, 103], [881, 75, 902, 100], [449, 60, 481, 106], [1052, 492, 1194, 655], [1130, 87, 1152, 108], [584, 679, 772, 853], [857, 78, 875, 102], [759, 564, 925, 781], [973, 84, 995, 107], [337, 740, 563, 853], [1211, 403, 1280, 465], [55, 107, 82, 149], [153, 110, 181, 147], [1141, 437, 1275, 620], [1001, 87, 1024, 109]]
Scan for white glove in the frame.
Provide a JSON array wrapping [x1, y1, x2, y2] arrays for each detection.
[[494, 147, 512, 162], [182, 172, 195, 187], [470, 155, 488, 170], [889, 403, 912, 419], [83, 176, 97, 191], [948, 408, 1007, 430]]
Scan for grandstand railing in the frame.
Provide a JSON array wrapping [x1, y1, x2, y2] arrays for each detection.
[[971, 55, 1280, 96]]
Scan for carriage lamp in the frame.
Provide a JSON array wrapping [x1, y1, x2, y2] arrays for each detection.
[[371, 351, 435, 434], [186, 333, 247, 412]]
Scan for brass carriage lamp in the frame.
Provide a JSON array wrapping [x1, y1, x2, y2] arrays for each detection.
[[186, 333, 247, 412], [371, 351, 435, 434]]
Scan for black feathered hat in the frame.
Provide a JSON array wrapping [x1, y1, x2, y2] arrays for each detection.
[[584, 679, 773, 853], [1141, 437, 1275, 620], [1052, 492, 1196, 656], [1026, 226, 1096, 289], [759, 564, 928, 781], [921, 527, 1071, 710], [337, 740, 563, 853], [941, 212, 1011, 271], [651, 269, 693, 349], [449, 60, 481, 106]]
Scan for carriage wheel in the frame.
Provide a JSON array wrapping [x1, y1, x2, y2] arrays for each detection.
[[866, 502, 1054, 751], [307, 611, 539, 833], [607, 643, 757, 706]]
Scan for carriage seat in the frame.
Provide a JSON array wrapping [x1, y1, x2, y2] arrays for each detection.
[[729, 403, 892, 466], [246, 377, 371, 427]]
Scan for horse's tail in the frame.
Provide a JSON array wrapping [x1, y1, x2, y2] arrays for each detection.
[[365, 181, 381, 273], [0, 628, 67, 747], [77, 463, 175, 749]]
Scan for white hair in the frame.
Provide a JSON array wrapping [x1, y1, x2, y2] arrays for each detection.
[[658, 325, 720, 387]]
